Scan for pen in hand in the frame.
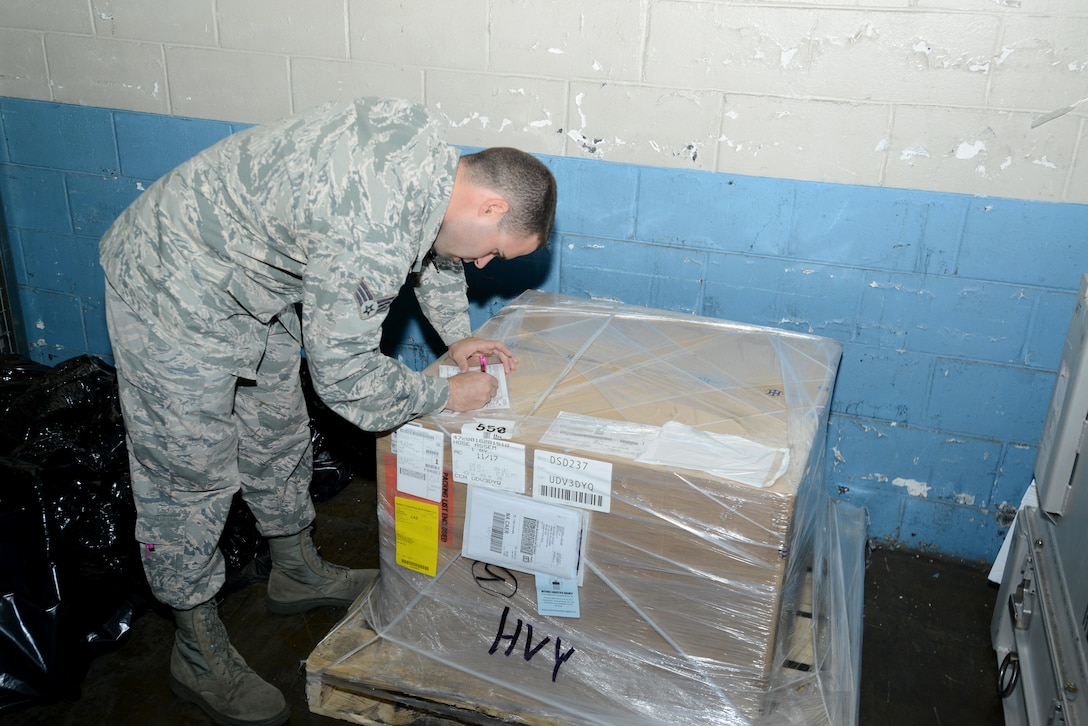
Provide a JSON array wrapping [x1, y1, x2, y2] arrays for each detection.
[[478, 355, 487, 373]]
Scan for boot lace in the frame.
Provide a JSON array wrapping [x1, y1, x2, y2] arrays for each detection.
[[301, 531, 349, 582], [197, 604, 248, 684]]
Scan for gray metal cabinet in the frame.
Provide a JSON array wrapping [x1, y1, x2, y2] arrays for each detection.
[[992, 274, 1088, 726]]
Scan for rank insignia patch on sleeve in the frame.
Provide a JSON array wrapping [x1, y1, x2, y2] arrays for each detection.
[[354, 279, 395, 319]]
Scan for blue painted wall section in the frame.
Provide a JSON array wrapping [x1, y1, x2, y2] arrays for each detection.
[[2, 97, 1086, 562]]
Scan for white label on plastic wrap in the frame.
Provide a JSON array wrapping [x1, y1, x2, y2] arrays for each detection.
[[462, 486, 586, 581], [394, 424, 444, 502], [540, 411, 658, 459], [635, 421, 789, 488], [438, 364, 510, 411], [533, 450, 612, 513], [535, 574, 581, 618], [461, 419, 515, 440], [451, 434, 526, 493]]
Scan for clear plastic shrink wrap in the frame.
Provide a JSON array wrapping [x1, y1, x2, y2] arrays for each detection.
[[307, 292, 866, 726]]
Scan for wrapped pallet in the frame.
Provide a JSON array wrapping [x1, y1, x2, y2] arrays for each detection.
[[307, 291, 865, 725]]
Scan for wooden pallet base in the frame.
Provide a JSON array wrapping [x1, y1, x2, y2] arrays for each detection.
[[306, 573, 823, 726]]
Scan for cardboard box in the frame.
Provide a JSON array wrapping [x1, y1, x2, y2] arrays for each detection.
[[307, 292, 857, 725]]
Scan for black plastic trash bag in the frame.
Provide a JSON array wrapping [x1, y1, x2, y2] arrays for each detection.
[[4, 356, 139, 583], [0, 356, 149, 713], [0, 457, 90, 712], [0, 355, 50, 453], [0, 353, 370, 712]]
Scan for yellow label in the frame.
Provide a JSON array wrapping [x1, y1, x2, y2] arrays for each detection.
[[394, 496, 439, 576]]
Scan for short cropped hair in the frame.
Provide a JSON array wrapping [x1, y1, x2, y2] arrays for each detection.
[[460, 147, 557, 247]]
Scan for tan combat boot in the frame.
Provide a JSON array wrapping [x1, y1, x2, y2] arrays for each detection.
[[266, 525, 378, 615], [170, 600, 289, 726]]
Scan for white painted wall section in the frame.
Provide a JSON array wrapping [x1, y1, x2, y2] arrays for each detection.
[[0, 0, 1085, 202]]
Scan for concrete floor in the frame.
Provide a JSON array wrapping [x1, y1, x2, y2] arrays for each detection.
[[2, 472, 1006, 725]]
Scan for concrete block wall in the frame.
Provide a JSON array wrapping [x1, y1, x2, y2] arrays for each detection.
[[4, 95, 1086, 563], [2, 1, 1087, 561]]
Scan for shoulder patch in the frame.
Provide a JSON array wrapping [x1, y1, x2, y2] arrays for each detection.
[[354, 279, 396, 319]]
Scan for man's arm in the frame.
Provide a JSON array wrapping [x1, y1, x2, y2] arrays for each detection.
[[300, 234, 453, 431], [414, 255, 472, 344]]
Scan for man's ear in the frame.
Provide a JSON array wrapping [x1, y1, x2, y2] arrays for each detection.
[[479, 197, 510, 219]]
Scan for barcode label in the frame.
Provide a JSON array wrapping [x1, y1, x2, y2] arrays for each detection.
[[394, 424, 444, 502], [490, 512, 505, 554], [536, 484, 604, 509], [533, 450, 612, 512], [462, 486, 584, 581], [520, 517, 538, 557]]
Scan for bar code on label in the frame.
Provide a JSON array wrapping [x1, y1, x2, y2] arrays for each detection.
[[490, 512, 505, 554], [520, 517, 538, 557], [537, 484, 603, 509]]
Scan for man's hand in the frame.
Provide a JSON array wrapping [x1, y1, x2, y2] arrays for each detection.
[[446, 371, 499, 412], [448, 337, 519, 374]]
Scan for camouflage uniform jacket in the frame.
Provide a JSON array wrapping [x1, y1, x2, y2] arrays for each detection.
[[100, 98, 469, 431]]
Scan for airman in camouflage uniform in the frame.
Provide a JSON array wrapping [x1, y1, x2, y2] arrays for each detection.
[[100, 97, 557, 726]]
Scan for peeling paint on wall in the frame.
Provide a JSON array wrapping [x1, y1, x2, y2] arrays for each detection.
[[893, 477, 931, 497], [996, 502, 1018, 527], [857, 423, 887, 437], [900, 147, 931, 163], [955, 141, 986, 160]]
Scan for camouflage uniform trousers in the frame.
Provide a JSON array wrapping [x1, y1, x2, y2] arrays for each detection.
[[105, 283, 315, 610]]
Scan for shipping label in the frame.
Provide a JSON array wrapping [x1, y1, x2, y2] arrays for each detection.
[[452, 433, 526, 493], [394, 423, 444, 502], [533, 449, 613, 513], [462, 486, 586, 581]]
